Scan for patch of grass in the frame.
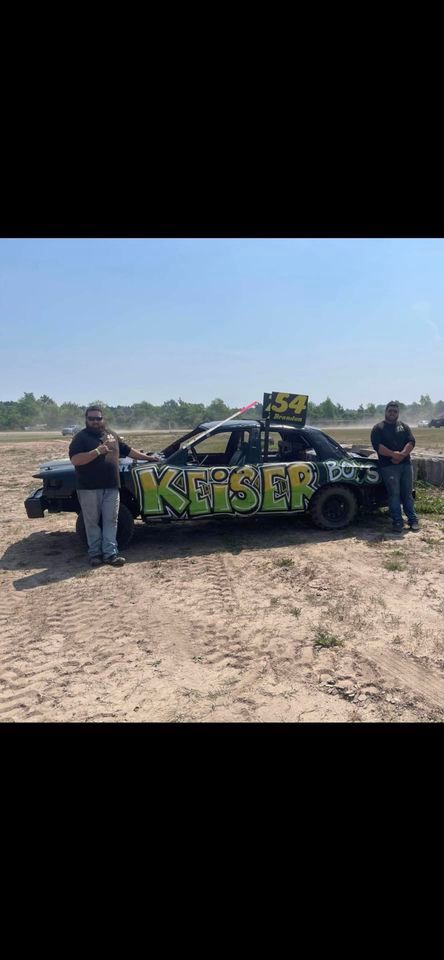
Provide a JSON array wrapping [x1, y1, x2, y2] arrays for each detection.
[[0, 432, 63, 443], [290, 606, 302, 617], [384, 559, 406, 571], [275, 557, 294, 568], [414, 481, 444, 516], [411, 622, 423, 640], [313, 630, 343, 648], [270, 597, 280, 606], [329, 427, 444, 454], [384, 550, 407, 571]]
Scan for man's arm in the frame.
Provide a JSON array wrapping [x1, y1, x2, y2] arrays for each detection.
[[71, 443, 111, 466], [377, 443, 397, 458], [398, 441, 414, 459], [376, 442, 404, 464], [399, 425, 415, 457], [127, 448, 161, 462]]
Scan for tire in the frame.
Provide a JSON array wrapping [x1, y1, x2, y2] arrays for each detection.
[[310, 484, 358, 530], [75, 502, 135, 549]]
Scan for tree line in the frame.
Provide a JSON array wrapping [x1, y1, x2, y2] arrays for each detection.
[[1, 392, 444, 431]]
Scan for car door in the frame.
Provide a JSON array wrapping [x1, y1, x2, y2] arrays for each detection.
[[132, 426, 258, 519], [256, 426, 320, 515]]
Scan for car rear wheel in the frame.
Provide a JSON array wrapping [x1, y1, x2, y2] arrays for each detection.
[[76, 502, 135, 549], [310, 485, 358, 530]]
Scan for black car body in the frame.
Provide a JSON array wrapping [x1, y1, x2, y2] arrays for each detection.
[[25, 419, 388, 547], [428, 416, 444, 428]]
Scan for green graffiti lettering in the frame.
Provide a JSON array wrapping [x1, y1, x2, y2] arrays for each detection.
[[229, 466, 260, 514], [211, 468, 232, 513], [187, 470, 213, 516], [138, 468, 163, 515], [287, 463, 317, 509], [261, 465, 289, 511], [140, 466, 189, 516]]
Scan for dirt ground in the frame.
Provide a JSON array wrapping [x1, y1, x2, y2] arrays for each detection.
[[1, 438, 444, 723]]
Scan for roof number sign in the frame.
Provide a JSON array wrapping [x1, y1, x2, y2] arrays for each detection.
[[263, 391, 309, 426]]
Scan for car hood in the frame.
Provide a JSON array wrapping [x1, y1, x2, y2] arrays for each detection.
[[33, 456, 135, 479]]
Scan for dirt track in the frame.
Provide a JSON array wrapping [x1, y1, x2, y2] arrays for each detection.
[[1, 439, 444, 723]]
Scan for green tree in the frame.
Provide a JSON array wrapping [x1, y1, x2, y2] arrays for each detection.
[[17, 392, 40, 426], [159, 399, 180, 428], [59, 401, 85, 424], [317, 397, 338, 421], [0, 401, 22, 429], [204, 398, 232, 421], [131, 401, 157, 427], [37, 395, 59, 427]]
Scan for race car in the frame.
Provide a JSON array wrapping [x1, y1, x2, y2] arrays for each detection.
[[24, 417, 388, 548]]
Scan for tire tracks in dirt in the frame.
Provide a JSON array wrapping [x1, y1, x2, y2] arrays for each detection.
[[361, 648, 444, 713]]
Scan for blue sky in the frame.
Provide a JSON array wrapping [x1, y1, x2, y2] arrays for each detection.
[[1, 237, 444, 408]]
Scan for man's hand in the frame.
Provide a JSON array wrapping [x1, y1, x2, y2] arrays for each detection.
[[97, 443, 111, 455], [128, 448, 162, 462], [391, 451, 404, 463]]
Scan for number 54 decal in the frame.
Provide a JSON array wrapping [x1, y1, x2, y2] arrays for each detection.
[[263, 391, 309, 425]]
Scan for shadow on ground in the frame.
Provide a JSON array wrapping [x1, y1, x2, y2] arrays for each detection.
[[1, 510, 399, 591]]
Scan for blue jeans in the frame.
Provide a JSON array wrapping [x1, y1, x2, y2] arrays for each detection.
[[77, 488, 120, 559], [380, 463, 417, 526]]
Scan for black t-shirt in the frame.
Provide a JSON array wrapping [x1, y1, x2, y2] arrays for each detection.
[[370, 420, 415, 467], [69, 428, 131, 489]]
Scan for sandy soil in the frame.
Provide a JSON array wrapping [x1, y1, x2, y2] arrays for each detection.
[[1, 439, 444, 723]]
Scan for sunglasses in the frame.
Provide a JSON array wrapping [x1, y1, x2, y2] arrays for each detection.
[[87, 416, 103, 421]]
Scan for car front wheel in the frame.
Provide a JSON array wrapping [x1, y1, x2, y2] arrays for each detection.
[[310, 485, 358, 530], [76, 502, 135, 549]]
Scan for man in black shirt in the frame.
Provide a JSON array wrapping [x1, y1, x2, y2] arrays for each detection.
[[69, 405, 160, 567], [370, 401, 419, 532]]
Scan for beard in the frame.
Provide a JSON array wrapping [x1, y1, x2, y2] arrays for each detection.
[[86, 421, 105, 434]]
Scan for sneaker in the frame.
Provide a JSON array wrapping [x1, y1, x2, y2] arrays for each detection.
[[104, 555, 126, 567], [409, 520, 420, 531], [392, 522, 404, 533], [89, 556, 102, 567]]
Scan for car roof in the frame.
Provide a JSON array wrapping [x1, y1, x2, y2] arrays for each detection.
[[197, 419, 317, 432], [197, 420, 259, 429]]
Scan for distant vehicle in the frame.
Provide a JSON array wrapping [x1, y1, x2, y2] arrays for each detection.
[[428, 416, 444, 428], [61, 425, 81, 436], [417, 419, 430, 427]]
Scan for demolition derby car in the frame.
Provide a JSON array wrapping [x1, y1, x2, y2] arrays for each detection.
[[428, 416, 444, 428], [24, 417, 388, 548]]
